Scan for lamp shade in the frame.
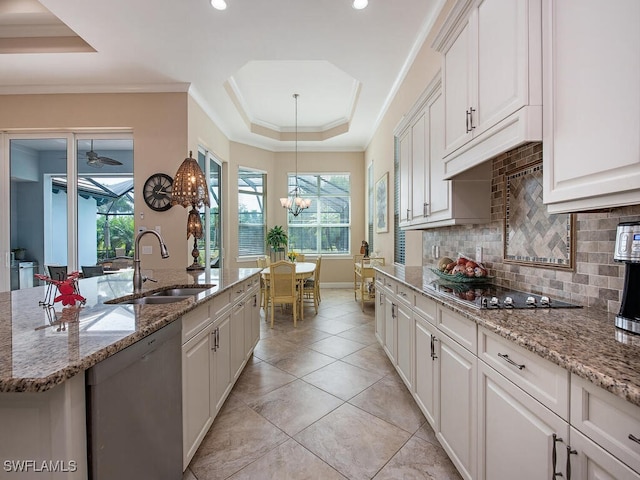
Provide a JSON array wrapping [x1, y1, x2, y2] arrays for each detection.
[[171, 151, 210, 208], [187, 205, 204, 239]]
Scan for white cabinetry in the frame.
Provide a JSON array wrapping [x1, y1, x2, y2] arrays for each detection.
[[433, 0, 542, 178], [182, 316, 214, 468], [395, 283, 414, 389], [542, 0, 640, 213], [396, 78, 491, 230], [478, 360, 569, 480], [374, 276, 385, 344], [569, 428, 640, 480], [414, 307, 439, 429], [438, 326, 477, 480], [181, 273, 261, 470]]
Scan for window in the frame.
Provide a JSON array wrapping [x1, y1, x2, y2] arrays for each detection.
[[394, 138, 405, 264], [238, 167, 266, 257], [287, 173, 350, 255]]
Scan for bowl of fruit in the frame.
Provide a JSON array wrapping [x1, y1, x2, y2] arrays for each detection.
[[431, 255, 491, 283]]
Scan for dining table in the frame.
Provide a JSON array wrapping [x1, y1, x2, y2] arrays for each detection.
[[260, 261, 316, 320]]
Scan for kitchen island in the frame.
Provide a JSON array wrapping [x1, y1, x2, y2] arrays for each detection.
[[375, 264, 640, 480], [0, 267, 260, 479]]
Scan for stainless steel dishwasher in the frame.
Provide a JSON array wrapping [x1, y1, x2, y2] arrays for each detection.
[[86, 320, 182, 480]]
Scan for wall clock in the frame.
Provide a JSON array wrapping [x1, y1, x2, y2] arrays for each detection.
[[143, 173, 173, 211]]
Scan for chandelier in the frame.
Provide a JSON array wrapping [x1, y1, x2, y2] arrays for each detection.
[[280, 93, 311, 217]]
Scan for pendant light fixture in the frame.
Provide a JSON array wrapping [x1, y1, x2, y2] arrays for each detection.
[[280, 93, 311, 217]]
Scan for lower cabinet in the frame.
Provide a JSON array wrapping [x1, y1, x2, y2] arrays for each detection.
[[414, 312, 439, 429], [376, 271, 640, 480], [182, 321, 215, 469], [569, 427, 640, 480], [383, 292, 396, 363], [374, 277, 385, 344], [181, 274, 261, 470], [438, 331, 477, 480], [396, 300, 413, 389], [477, 360, 568, 480]]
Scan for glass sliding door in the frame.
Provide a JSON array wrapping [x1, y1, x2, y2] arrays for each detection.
[[75, 136, 134, 271], [197, 148, 222, 269], [9, 135, 70, 290], [1, 133, 133, 292]]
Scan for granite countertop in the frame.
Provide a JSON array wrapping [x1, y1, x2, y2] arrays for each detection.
[[0, 267, 261, 393], [376, 265, 640, 408]]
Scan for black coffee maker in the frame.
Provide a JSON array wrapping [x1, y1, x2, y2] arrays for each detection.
[[614, 221, 640, 333]]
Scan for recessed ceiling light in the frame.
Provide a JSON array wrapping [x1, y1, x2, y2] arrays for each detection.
[[352, 0, 368, 9], [211, 0, 227, 10]]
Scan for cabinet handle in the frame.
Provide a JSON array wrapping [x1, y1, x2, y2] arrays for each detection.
[[498, 353, 525, 370], [391, 304, 396, 319], [215, 327, 220, 350], [253, 294, 257, 307], [629, 434, 640, 445], [566, 445, 577, 480], [211, 330, 216, 351], [406, 208, 410, 221], [469, 107, 476, 130], [465, 108, 471, 133], [423, 202, 429, 217], [379, 293, 384, 306], [552, 434, 563, 478], [430, 336, 438, 360]]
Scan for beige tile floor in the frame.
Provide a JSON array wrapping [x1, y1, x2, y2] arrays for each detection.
[[184, 288, 462, 480]]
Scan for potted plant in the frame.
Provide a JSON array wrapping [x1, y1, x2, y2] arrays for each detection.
[[266, 225, 288, 260]]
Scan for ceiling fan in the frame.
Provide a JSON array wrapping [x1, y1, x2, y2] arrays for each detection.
[[85, 140, 123, 168]]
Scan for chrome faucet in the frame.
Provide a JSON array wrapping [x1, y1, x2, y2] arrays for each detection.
[[133, 229, 170, 292]]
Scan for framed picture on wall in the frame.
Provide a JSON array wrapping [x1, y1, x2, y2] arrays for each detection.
[[375, 172, 388, 233]]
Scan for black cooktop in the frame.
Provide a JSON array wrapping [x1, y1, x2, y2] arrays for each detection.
[[425, 281, 582, 310]]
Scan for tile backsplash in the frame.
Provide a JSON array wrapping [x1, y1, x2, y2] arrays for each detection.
[[422, 142, 640, 313]]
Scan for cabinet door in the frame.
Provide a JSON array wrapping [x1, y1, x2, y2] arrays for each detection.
[[213, 314, 231, 413], [230, 301, 245, 380], [410, 111, 427, 223], [478, 361, 569, 480], [395, 302, 413, 389], [543, 0, 640, 210], [425, 89, 450, 222], [437, 333, 477, 480], [414, 314, 439, 430], [398, 129, 412, 226], [182, 323, 214, 469], [569, 428, 640, 480], [374, 281, 385, 344], [383, 295, 396, 363], [475, 0, 530, 136], [442, 14, 474, 155], [244, 290, 260, 359]]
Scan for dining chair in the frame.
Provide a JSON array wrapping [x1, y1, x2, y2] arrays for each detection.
[[268, 260, 298, 328], [47, 265, 68, 281], [82, 265, 105, 278], [303, 256, 322, 313]]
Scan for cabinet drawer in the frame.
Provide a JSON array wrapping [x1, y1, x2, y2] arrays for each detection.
[[479, 328, 569, 420], [415, 293, 436, 324], [571, 373, 640, 473], [182, 303, 211, 344], [395, 283, 414, 307], [437, 306, 477, 354], [210, 289, 232, 319]]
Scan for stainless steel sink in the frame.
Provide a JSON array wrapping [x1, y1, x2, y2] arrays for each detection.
[[116, 296, 192, 305], [151, 287, 210, 297]]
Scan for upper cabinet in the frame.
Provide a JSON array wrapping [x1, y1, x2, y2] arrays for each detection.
[[396, 76, 491, 230], [542, 0, 640, 213], [433, 0, 542, 179]]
